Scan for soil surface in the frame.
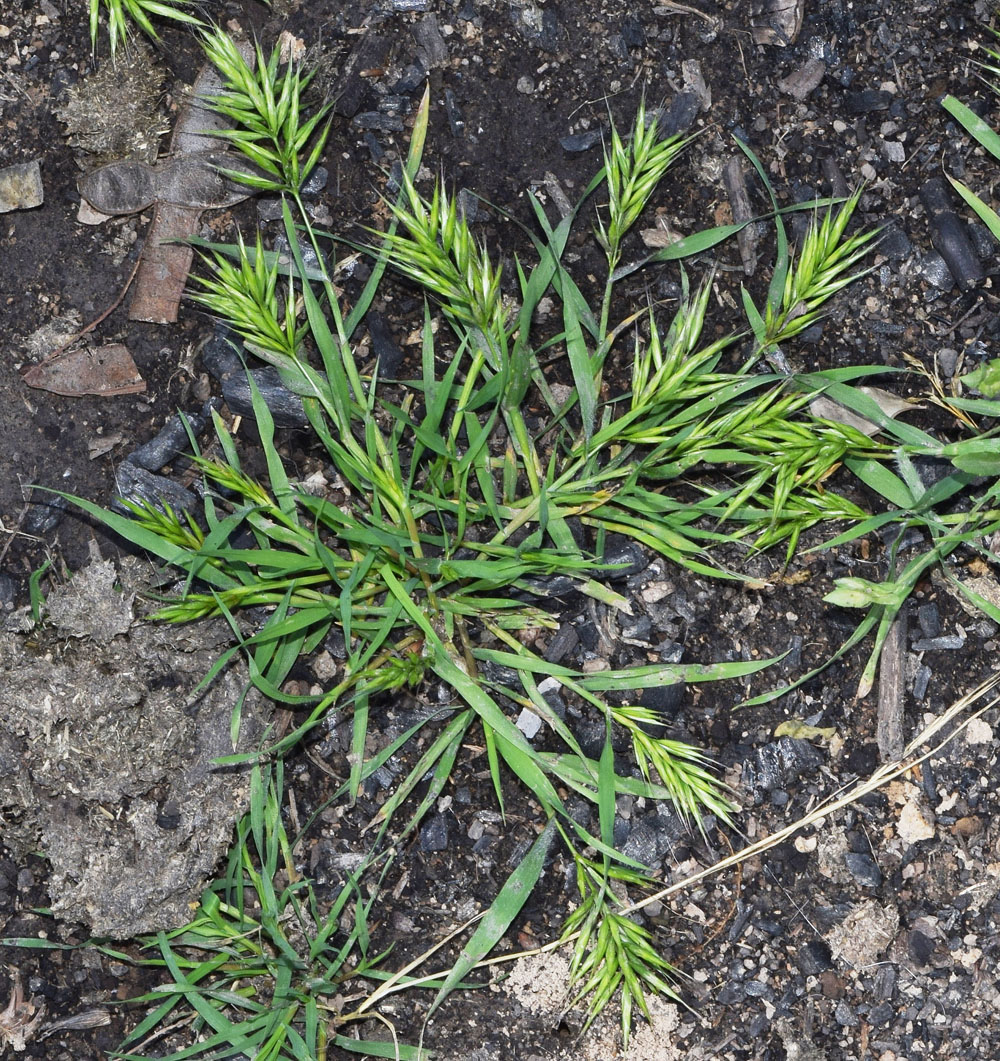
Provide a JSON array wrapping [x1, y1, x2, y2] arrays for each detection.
[[2, 1, 1000, 1059]]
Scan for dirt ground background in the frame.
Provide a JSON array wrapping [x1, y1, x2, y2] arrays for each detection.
[[2, 0, 1000, 1059]]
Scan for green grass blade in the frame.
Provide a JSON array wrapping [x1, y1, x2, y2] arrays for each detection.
[[424, 818, 557, 1023]]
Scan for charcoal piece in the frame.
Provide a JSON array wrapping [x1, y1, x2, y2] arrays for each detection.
[[222, 367, 308, 428], [366, 310, 404, 377], [919, 177, 984, 291], [334, 35, 390, 118], [457, 187, 482, 221], [559, 129, 602, 152], [393, 62, 427, 95], [620, 809, 685, 867], [113, 462, 196, 515], [820, 156, 850, 199], [378, 95, 409, 115], [912, 634, 965, 651], [873, 963, 896, 999], [516, 574, 579, 598], [795, 939, 833, 975], [200, 326, 245, 381], [878, 222, 912, 260], [512, 4, 560, 51], [352, 112, 405, 132], [916, 603, 941, 639], [968, 220, 999, 259], [544, 623, 579, 663], [24, 491, 70, 535], [717, 981, 747, 1005], [413, 14, 449, 69], [918, 252, 956, 290], [741, 737, 824, 797], [621, 14, 645, 49], [846, 89, 892, 113], [907, 929, 935, 966], [657, 91, 700, 137], [127, 411, 206, 472], [638, 682, 684, 722], [601, 536, 646, 579], [844, 852, 882, 887], [419, 813, 450, 852], [869, 1002, 894, 1027], [365, 131, 386, 163], [444, 88, 465, 137], [622, 615, 652, 641]]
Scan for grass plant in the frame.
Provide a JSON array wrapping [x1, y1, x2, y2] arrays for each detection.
[[38, 22, 1000, 1057], [88, 0, 204, 57]]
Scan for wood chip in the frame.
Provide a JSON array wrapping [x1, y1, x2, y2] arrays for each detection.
[[22, 343, 146, 397], [750, 0, 804, 46], [877, 605, 906, 762], [722, 156, 758, 275], [777, 58, 827, 101]]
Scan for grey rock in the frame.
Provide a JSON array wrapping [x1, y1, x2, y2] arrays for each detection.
[[257, 197, 284, 221], [834, 999, 858, 1027], [301, 164, 328, 198]]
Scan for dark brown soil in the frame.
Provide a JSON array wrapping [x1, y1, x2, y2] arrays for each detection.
[[2, 1, 1000, 1059]]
